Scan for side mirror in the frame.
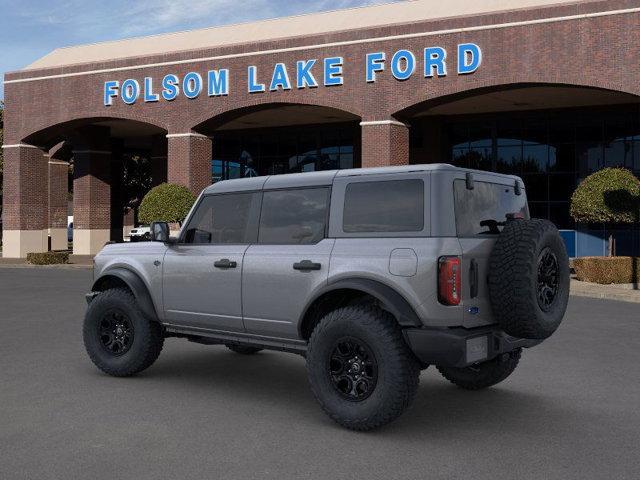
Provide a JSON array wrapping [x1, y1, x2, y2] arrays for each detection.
[[150, 221, 170, 243]]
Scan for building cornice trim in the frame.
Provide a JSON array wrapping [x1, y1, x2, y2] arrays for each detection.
[[4, 7, 640, 85], [166, 133, 212, 139], [360, 120, 408, 127], [1, 143, 42, 150]]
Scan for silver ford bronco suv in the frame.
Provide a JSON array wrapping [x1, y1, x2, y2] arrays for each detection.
[[84, 164, 570, 430]]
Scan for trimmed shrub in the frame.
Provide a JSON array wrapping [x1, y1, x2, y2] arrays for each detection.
[[570, 168, 640, 224], [138, 183, 196, 225], [27, 251, 69, 265], [573, 256, 640, 284]]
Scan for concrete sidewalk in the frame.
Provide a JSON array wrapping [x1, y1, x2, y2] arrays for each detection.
[[571, 278, 640, 304]]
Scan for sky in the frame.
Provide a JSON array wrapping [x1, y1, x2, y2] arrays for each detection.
[[0, 0, 399, 100]]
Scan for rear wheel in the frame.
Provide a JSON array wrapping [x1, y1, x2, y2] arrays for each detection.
[[226, 344, 263, 355], [437, 349, 521, 390], [83, 288, 164, 376], [307, 305, 420, 431]]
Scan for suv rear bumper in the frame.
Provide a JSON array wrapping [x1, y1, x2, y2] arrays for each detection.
[[403, 326, 542, 368]]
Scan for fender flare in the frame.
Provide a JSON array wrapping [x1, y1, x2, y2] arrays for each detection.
[[92, 268, 159, 322], [299, 278, 422, 329]]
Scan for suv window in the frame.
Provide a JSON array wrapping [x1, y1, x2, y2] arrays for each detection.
[[258, 188, 329, 244], [183, 193, 260, 244], [343, 179, 424, 233], [454, 180, 529, 236]]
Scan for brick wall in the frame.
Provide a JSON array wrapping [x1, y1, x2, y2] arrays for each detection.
[[361, 123, 410, 168], [2, 0, 640, 243], [4, 0, 639, 148], [2, 146, 48, 230], [167, 135, 213, 194]]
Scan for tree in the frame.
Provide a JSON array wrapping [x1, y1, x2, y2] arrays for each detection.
[[570, 167, 640, 255], [120, 153, 152, 215], [138, 183, 196, 225]]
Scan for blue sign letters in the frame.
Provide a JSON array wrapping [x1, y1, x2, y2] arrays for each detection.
[[103, 43, 482, 106]]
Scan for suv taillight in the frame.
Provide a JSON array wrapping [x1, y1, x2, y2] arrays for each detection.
[[438, 256, 461, 306]]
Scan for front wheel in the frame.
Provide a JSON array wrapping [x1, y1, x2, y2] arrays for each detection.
[[83, 288, 164, 377], [306, 305, 420, 431], [437, 349, 522, 390]]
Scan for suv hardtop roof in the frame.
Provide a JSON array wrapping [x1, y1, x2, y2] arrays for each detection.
[[202, 164, 522, 194]]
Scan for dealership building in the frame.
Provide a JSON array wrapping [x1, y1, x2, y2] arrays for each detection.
[[2, 0, 640, 257]]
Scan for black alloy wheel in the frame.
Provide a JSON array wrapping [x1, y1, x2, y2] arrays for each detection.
[[537, 247, 559, 311], [98, 310, 134, 356], [329, 337, 378, 402]]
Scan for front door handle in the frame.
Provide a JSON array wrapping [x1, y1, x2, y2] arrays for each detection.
[[293, 260, 321, 271], [214, 258, 237, 269]]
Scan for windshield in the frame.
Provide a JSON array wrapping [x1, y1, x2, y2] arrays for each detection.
[[454, 179, 529, 236]]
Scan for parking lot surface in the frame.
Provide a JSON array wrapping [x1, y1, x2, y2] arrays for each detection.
[[1, 268, 639, 480]]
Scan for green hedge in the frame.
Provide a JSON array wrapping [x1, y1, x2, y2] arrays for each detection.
[[570, 168, 640, 224], [573, 256, 640, 284], [27, 251, 69, 265], [138, 183, 196, 225]]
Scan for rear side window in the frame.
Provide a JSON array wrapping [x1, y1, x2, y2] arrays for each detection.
[[259, 188, 329, 244], [183, 193, 260, 244], [343, 179, 424, 233], [454, 180, 529, 236]]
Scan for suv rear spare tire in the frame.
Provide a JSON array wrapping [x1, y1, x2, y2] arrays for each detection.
[[488, 219, 570, 340]]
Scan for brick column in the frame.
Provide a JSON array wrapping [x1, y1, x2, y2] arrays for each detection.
[[150, 134, 168, 187], [70, 127, 112, 256], [1, 144, 49, 258], [360, 120, 410, 168], [48, 159, 69, 251], [72, 149, 112, 255], [110, 148, 124, 243], [167, 133, 212, 194]]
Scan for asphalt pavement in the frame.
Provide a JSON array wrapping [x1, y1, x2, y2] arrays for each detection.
[[1, 267, 638, 480]]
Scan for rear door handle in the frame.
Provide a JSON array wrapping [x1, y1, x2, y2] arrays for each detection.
[[214, 258, 237, 269], [293, 260, 321, 271]]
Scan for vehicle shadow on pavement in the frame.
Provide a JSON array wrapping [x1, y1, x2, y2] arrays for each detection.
[[114, 343, 574, 435], [389, 379, 573, 437]]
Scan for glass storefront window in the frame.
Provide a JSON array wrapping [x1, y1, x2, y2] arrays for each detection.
[[441, 104, 640, 229], [604, 140, 632, 168], [496, 145, 522, 174], [211, 122, 358, 183], [576, 143, 603, 174], [523, 144, 548, 173]]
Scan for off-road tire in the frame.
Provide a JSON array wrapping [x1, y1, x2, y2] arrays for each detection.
[[307, 305, 420, 431], [437, 348, 522, 390], [83, 288, 164, 377], [226, 344, 263, 355], [488, 219, 570, 340]]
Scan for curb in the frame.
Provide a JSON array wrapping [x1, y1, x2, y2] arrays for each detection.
[[0, 264, 92, 270], [570, 280, 640, 304]]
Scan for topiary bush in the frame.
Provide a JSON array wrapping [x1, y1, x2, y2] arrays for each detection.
[[573, 256, 640, 284], [27, 251, 69, 265], [570, 168, 640, 224], [138, 183, 196, 225]]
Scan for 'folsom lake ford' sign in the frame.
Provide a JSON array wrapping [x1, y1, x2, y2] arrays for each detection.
[[103, 43, 482, 106]]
